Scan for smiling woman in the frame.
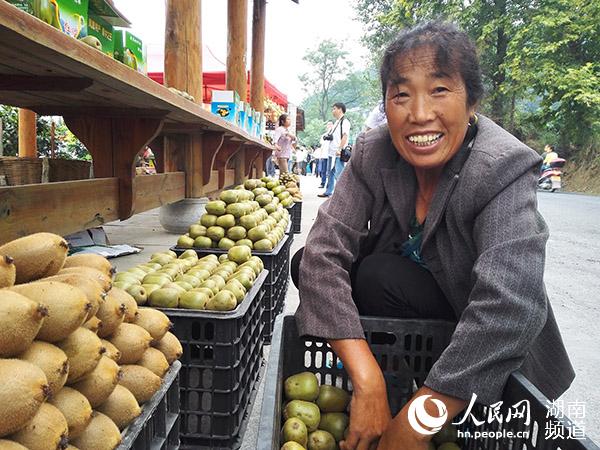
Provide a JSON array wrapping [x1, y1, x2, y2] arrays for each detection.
[[291, 21, 575, 450]]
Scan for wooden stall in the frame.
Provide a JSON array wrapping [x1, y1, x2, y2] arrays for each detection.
[[0, 1, 274, 244]]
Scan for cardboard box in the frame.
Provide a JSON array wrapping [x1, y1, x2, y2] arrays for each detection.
[[253, 111, 262, 137], [113, 28, 147, 74], [87, 13, 113, 57], [211, 91, 240, 124], [9, 0, 89, 38], [245, 105, 254, 135], [88, 0, 130, 27], [237, 101, 247, 129]]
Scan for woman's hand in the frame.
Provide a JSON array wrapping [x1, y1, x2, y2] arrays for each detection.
[[341, 373, 392, 450], [329, 339, 392, 450]]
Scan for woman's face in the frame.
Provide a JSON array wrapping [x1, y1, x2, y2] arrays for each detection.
[[385, 48, 476, 171], [285, 117, 291, 127]]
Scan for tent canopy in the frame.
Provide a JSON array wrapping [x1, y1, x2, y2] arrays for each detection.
[[148, 71, 288, 109]]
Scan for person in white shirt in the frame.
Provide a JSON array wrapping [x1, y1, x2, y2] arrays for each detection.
[[317, 121, 333, 186], [319, 103, 351, 198]]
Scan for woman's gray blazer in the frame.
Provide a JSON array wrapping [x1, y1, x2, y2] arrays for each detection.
[[296, 115, 575, 404]]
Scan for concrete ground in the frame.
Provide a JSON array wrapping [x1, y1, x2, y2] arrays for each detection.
[[104, 174, 600, 447]]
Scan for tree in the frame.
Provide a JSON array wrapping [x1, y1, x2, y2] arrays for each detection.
[[0, 106, 89, 159], [298, 40, 349, 121]]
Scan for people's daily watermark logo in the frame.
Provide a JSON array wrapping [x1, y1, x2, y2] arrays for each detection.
[[407, 394, 587, 441], [407, 395, 448, 435]]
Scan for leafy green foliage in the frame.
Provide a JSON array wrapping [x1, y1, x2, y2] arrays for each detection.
[[0, 106, 90, 159]]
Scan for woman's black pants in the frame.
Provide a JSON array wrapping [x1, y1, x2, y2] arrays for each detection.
[[290, 248, 455, 320]]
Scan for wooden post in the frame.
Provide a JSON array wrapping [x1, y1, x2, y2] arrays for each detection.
[[164, 0, 202, 102], [227, 0, 248, 100], [18, 108, 37, 158], [50, 120, 56, 158], [250, 0, 266, 114]]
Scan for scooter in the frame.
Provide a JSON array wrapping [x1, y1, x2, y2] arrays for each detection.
[[538, 158, 566, 192]]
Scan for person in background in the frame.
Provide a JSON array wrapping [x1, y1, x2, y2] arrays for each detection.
[[541, 144, 559, 173], [266, 150, 276, 177], [317, 122, 334, 186], [274, 114, 296, 173], [297, 146, 308, 175], [365, 100, 388, 131], [319, 103, 351, 198]]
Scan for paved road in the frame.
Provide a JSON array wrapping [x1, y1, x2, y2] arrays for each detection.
[[537, 191, 600, 443], [243, 182, 600, 447]]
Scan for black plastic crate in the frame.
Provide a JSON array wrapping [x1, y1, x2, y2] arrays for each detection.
[[287, 202, 302, 234], [172, 235, 289, 286], [258, 316, 599, 450], [180, 323, 265, 448], [262, 270, 289, 343], [118, 360, 181, 450]]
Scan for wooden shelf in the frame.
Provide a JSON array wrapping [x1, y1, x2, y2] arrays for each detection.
[[0, 1, 275, 243]]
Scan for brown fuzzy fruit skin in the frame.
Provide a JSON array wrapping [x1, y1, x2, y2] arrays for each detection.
[[58, 267, 112, 292], [9, 403, 68, 450], [107, 287, 138, 323], [134, 307, 171, 341], [57, 327, 105, 383], [119, 365, 161, 404], [0, 233, 68, 284], [63, 254, 113, 277], [18, 341, 69, 396], [10, 281, 91, 343], [83, 316, 102, 333], [108, 323, 152, 365], [0, 439, 29, 449], [43, 273, 106, 320], [0, 359, 50, 437], [0, 254, 16, 288], [70, 356, 121, 408], [137, 347, 169, 378], [96, 385, 141, 430], [152, 331, 183, 364], [48, 387, 93, 439], [100, 339, 121, 362], [71, 412, 122, 450], [96, 291, 126, 338], [0, 291, 48, 357]]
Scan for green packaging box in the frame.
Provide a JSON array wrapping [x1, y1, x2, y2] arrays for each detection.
[[87, 13, 113, 57], [113, 29, 147, 74], [9, 0, 89, 39]]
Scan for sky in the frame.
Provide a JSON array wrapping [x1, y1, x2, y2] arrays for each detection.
[[112, 0, 370, 105]]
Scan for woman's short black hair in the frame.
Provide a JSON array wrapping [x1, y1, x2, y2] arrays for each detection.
[[332, 102, 347, 113], [278, 113, 288, 127], [380, 21, 484, 108]]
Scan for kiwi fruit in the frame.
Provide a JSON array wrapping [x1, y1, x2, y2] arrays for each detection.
[[96, 290, 127, 338], [0, 255, 16, 288], [0, 233, 68, 284], [107, 287, 138, 323], [43, 272, 106, 320], [57, 327, 105, 383], [83, 316, 102, 333], [100, 339, 121, 362], [70, 356, 120, 408], [108, 323, 152, 364], [71, 412, 122, 450], [0, 291, 48, 357], [59, 266, 112, 292], [0, 440, 28, 449], [11, 281, 91, 343], [0, 359, 50, 437], [9, 403, 68, 450], [119, 365, 161, 404], [152, 331, 183, 364], [18, 341, 69, 396], [96, 385, 141, 431], [137, 347, 170, 378], [134, 307, 172, 341], [63, 254, 113, 277], [48, 387, 92, 439]]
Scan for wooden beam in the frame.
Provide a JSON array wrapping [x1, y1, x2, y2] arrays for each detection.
[[201, 131, 225, 187], [18, 108, 36, 157], [164, 0, 202, 102], [227, 0, 248, 100], [250, 0, 266, 113], [215, 139, 243, 189], [0, 75, 93, 91], [0, 178, 119, 244], [245, 147, 262, 177], [64, 116, 165, 219], [133, 172, 185, 214]]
